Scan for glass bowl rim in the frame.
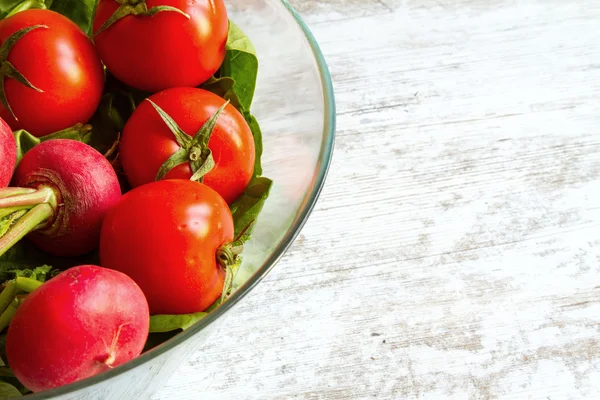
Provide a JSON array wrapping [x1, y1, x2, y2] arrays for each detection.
[[27, 0, 336, 398]]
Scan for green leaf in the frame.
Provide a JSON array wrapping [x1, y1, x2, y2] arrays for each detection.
[[13, 130, 39, 165], [13, 124, 91, 165], [9, 265, 54, 283], [88, 93, 126, 156], [230, 177, 273, 244], [0, 241, 97, 283], [0, 0, 48, 20], [201, 76, 243, 110], [149, 312, 208, 333], [218, 21, 258, 112], [242, 111, 263, 177], [0, 381, 21, 398], [87, 71, 150, 156], [49, 0, 97, 36]]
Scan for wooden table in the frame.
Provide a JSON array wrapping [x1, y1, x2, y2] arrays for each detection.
[[154, 1, 600, 398]]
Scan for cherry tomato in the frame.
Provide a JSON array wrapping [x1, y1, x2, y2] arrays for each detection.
[[0, 10, 105, 137], [93, 0, 228, 92], [99, 179, 234, 315], [119, 87, 255, 204]]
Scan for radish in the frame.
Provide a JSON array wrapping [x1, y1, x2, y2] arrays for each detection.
[[0, 139, 121, 257], [0, 117, 15, 188], [6, 265, 150, 393]]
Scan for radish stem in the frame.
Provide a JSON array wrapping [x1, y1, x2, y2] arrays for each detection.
[[0, 203, 54, 258], [0, 298, 19, 332], [0, 186, 55, 208], [0, 188, 36, 199], [0, 207, 31, 219], [15, 277, 42, 293], [0, 282, 15, 315]]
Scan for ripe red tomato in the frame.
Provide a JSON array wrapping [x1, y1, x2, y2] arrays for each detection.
[[93, 0, 228, 92], [119, 87, 255, 204], [99, 179, 234, 315], [0, 10, 105, 137]]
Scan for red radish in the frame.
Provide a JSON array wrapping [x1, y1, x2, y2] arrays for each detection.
[[0, 139, 121, 257], [0, 117, 15, 188], [6, 265, 150, 393]]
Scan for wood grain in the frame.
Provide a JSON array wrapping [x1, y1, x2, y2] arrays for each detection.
[[154, 0, 600, 398]]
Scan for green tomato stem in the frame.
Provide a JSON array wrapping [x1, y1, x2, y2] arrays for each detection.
[[14, 277, 42, 293], [149, 99, 229, 182], [216, 242, 244, 304], [95, 0, 190, 36]]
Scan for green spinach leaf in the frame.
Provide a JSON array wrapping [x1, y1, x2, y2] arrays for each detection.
[[9, 265, 56, 282], [219, 20, 258, 112], [0, 381, 21, 398], [201, 76, 243, 110], [149, 312, 208, 333], [0, 0, 47, 20], [230, 176, 273, 243], [49, 0, 97, 36], [242, 110, 263, 177], [0, 241, 97, 283], [0, 0, 97, 37]]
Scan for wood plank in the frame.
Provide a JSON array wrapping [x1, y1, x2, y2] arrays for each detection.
[[287, 0, 391, 24]]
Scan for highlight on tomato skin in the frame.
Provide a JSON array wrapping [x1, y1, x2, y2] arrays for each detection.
[[0, 9, 105, 137], [119, 87, 256, 205], [92, 0, 229, 92], [99, 179, 235, 315], [6, 265, 150, 393]]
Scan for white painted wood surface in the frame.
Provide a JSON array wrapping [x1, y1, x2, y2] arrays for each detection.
[[154, 1, 600, 398]]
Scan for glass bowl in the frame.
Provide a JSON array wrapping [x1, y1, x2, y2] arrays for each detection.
[[26, 0, 335, 399]]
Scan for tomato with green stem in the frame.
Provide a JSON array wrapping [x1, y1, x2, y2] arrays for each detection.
[[92, 0, 228, 92], [0, 10, 105, 137], [119, 87, 255, 204], [99, 179, 242, 315]]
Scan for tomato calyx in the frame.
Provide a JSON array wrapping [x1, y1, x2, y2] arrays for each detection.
[[0, 25, 47, 120], [95, 0, 190, 36], [216, 242, 243, 304], [216, 220, 256, 303], [147, 98, 230, 183]]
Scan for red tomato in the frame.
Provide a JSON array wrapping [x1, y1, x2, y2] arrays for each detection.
[[0, 10, 105, 137], [120, 87, 255, 204], [93, 0, 228, 92], [99, 180, 234, 315]]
